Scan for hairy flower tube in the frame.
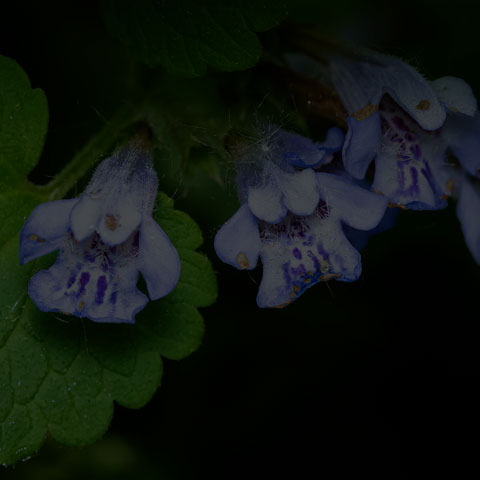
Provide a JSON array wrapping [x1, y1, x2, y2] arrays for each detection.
[[19, 141, 181, 323], [215, 127, 387, 307]]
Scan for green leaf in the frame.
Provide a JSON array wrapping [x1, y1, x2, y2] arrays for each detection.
[[102, 0, 288, 76], [0, 57, 217, 465], [0, 56, 48, 190]]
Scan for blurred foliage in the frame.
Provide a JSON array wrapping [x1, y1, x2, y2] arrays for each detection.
[[102, 0, 288, 76]]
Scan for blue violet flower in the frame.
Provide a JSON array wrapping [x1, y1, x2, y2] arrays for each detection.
[[19, 140, 181, 323], [328, 49, 480, 264], [215, 127, 387, 307]]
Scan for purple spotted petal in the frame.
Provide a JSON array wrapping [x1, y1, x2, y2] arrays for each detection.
[[256, 214, 362, 308], [431, 77, 477, 116], [138, 216, 181, 300], [20, 141, 180, 324], [442, 112, 480, 177], [372, 149, 444, 210], [19, 199, 79, 265], [214, 204, 261, 270], [316, 172, 388, 230], [248, 180, 287, 223], [457, 175, 480, 264], [342, 113, 382, 179], [374, 95, 449, 210], [28, 231, 148, 323]]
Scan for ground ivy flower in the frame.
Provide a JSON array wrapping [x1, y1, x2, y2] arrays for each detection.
[[328, 47, 476, 176], [330, 50, 480, 262], [287, 43, 480, 266], [371, 92, 478, 210], [234, 124, 345, 223], [215, 127, 387, 307], [19, 140, 181, 323], [216, 171, 387, 307]]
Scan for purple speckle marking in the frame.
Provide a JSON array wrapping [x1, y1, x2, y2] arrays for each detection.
[[410, 166, 418, 185], [292, 248, 302, 260], [84, 252, 96, 263], [421, 160, 438, 196], [302, 235, 314, 247], [316, 243, 329, 260], [95, 275, 108, 304], [282, 263, 292, 289], [78, 271, 90, 295], [291, 264, 306, 277], [109, 290, 118, 305], [66, 272, 77, 289], [410, 144, 421, 160]]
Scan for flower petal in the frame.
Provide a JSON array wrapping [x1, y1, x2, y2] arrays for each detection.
[[442, 112, 480, 177], [331, 53, 446, 130], [19, 199, 78, 265], [316, 172, 388, 230], [70, 196, 103, 242], [28, 251, 148, 323], [74, 144, 158, 245], [279, 169, 320, 216], [457, 175, 480, 264], [330, 58, 382, 113], [317, 127, 345, 152], [97, 196, 142, 246], [138, 217, 181, 300], [256, 215, 362, 308], [342, 113, 382, 179], [431, 76, 477, 116], [343, 208, 399, 252], [214, 204, 261, 270], [278, 129, 325, 168], [378, 54, 446, 131], [372, 148, 444, 210], [248, 180, 287, 223]]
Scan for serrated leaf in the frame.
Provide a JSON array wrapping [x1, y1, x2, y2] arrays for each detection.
[[0, 56, 48, 190], [154, 192, 203, 250], [167, 250, 218, 308], [102, 0, 288, 76], [0, 56, 217, 465]]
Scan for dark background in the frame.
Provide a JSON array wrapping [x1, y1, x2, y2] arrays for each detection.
[[1, 1, 479, 478]]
